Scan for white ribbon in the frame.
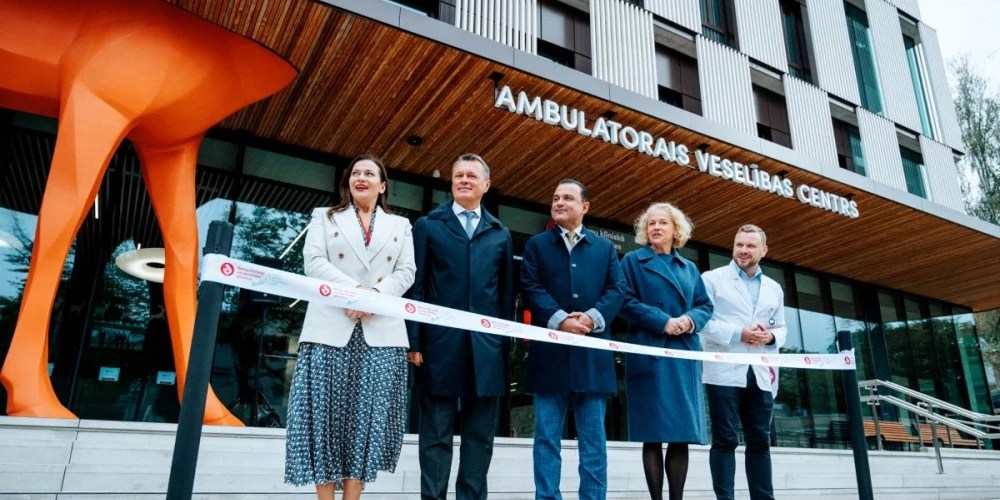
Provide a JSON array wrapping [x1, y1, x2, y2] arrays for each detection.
[[201, 254, 856, 370]]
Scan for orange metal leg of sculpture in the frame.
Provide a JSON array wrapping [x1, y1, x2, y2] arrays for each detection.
[[137, 137, 242, 426], [0, 0, 296, 425]]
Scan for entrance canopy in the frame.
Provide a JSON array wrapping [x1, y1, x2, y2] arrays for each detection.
[[172, 0, 1000, 310]]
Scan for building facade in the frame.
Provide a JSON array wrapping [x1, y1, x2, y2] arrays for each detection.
[[0, 0, 998, 450]]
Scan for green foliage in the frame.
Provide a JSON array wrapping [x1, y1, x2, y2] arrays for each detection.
[[951, 56, 1000, 403], [952, 56, 1000, 225]]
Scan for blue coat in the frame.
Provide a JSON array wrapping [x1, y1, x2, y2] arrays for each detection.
[[520, 227, 625, 395], [619, 246, 714, 443], [406, 202, 514, 397]]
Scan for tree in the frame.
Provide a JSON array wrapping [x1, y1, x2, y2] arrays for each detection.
[[951, 56, 1000, 224], [951, 56, 1000, 408]]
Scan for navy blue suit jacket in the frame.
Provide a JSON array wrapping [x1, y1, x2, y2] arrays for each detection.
[[520, 226, 626, 394], [406, 201, 514, 397]]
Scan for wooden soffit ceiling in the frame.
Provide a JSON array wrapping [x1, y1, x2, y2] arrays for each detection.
[[167, 0, 1000, 311]]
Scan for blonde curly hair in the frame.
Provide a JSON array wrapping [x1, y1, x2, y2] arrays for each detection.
[[634, 202, 693, 249]]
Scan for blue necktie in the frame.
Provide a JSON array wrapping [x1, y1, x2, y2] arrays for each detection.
[[462, 210, 476, 238]]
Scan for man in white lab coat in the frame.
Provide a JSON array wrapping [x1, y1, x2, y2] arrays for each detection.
[[699, 224, 787, 500]]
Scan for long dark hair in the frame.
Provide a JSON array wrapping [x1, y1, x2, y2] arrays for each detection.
[[328, 154, 392, 218]]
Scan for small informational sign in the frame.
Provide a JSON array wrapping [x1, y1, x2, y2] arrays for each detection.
[[98, 366, 120, 382], [156, 371, 176, 386]]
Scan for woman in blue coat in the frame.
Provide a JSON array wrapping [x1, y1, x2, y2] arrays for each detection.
[[619, 202, 713, 500]]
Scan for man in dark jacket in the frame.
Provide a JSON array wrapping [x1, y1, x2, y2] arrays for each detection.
[[520, 179, 625, 500], [407, 153, 514, 500]]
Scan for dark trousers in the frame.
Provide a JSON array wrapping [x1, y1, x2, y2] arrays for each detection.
[[706, 368, 775, 500], [419, 394, 499, 500]]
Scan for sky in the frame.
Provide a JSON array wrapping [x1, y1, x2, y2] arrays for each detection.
[[918, 0, 1000, 89]]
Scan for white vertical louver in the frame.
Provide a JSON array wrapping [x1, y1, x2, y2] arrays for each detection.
[[809, 0, 861, 105], [697, 36, 756, 136], [784, 77, 838, 167], [918, 24, 963, 150], [733, 0, 788, 73], [867, 0, 922, 132], [857, 108, 907, 191], [887, 0, 920, 20], [592, 0, 657, 99], [644, 0, 701, 33], [455, 0, 538, 53], [920, 136, 966, 213]]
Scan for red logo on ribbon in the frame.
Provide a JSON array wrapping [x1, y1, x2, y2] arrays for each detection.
[[663, 350, 674, 357], [548, 332, 559, 340], [714, 354, 724, 361], [609, 342, 619, 350], [761, 356, 769, 363], [404, 303, 417, 314], [481, 318, 491, 328], [318, 284, 332, 297], [804, 356, 812, 365], [220, 263, 235, 276], [845, 356, 853, 365]]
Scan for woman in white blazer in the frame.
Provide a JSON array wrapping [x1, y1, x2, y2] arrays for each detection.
[[284, 154, 416, 500]]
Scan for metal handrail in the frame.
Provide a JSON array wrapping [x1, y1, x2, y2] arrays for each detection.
[[859, 379, 1000, 423], [860, 394, 1000, 439], [857, 379, 1000, 475]]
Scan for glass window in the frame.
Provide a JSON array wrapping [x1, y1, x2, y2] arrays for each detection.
[[833, 119, 866, 176], [928, 302, 967, 408], [243, 148, 337, 192], [382, 0, 455, 23], [879, 291, 914, 388], [754, 85, 792, 148], [795, 272, 848, 449], [953, 308, 994, 415], [537, 0, 591, 74], [675, 245, 697, 262], [0, 207, 76, 413], [831, 280, 873, 383], [844, 3, 884, 114], [900, 147, 928, 198], [388, 180, 425, 222], [656, 46, 702, 115], [780, 0, 812, 82], [197, 138, 239, 171], [708, 249, 730, 270], [903, 297, 936, 396], [700, 0, 737, 48], [776, 296, 810, 447], [904, 35, 935, 138]]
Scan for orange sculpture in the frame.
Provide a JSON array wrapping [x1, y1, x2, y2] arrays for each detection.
[[0, 0, 297, 425]]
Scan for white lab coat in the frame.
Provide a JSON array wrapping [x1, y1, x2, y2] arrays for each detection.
[[700, 260, 787, 391]]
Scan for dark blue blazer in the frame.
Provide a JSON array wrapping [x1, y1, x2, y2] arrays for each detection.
[[520, 226, 625, 395], [406, 201, 514, 398]]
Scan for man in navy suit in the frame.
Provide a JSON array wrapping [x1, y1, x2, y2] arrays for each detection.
[[520, 179, 626, 500], [407, 154, 515, 500]]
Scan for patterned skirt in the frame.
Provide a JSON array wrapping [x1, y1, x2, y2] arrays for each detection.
[[284, 323, 407, 487]]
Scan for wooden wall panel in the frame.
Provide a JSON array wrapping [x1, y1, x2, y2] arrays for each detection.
[[162, 0, 1000, 311]]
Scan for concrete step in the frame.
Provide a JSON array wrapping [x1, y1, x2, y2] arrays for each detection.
[[2, 416, 999, 499]]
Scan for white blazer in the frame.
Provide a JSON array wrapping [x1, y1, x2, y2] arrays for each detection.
[[699, 260, 787, 391], [299, 206, 416, 348]]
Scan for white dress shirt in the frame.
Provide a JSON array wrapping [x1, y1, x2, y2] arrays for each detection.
[[452, 202, 481, 234]]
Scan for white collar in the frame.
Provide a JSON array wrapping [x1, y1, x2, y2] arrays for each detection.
[[453, 202, 481, 218], [558, 224, 584, 236]]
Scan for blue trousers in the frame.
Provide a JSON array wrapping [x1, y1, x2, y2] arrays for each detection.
[[706, 368, 775, 500], [533, 392, 608, 500]]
